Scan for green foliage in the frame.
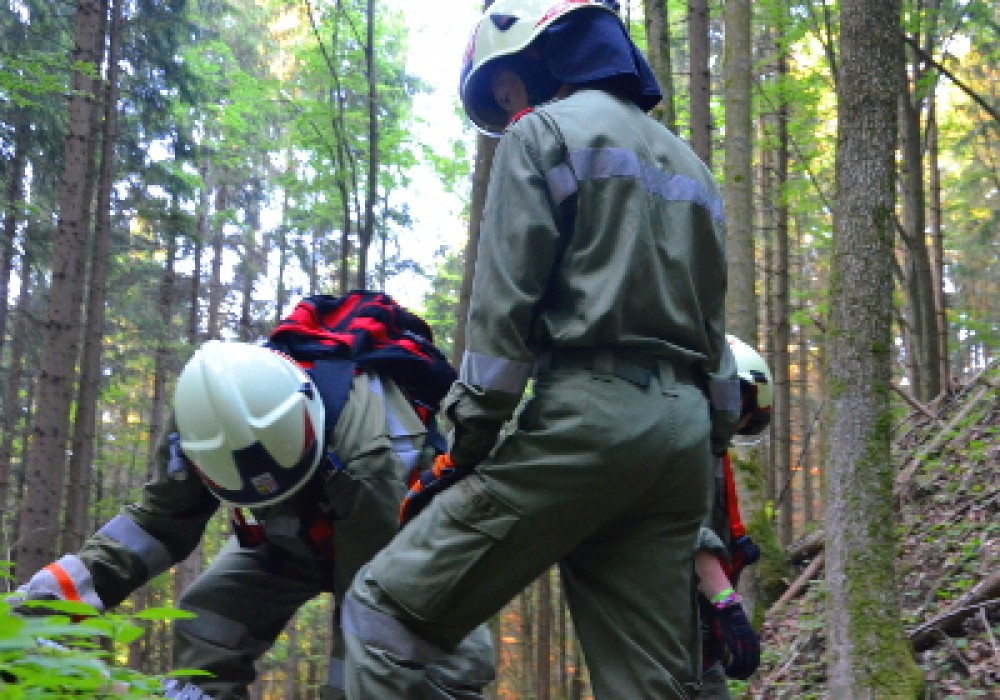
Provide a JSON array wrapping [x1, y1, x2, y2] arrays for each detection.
[[0, 594, 191, 698], [419, 246, 465, 361]]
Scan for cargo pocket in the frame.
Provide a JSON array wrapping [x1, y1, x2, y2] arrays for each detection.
[[378, 474, 520, 622]]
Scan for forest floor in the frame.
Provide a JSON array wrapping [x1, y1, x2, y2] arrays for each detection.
[[747, 361, 1000, 699]]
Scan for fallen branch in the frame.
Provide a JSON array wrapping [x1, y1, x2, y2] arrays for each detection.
[[892, 384, 938, 421], [908, 571, 1000, 651], [786, 530, 824, 564], [764, 629, 816, 685], [770, 552, 825, 616], [894, 381, 993, 499]]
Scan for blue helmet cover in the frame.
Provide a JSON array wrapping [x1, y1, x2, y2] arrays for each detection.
[[545, 11, 661, 112]]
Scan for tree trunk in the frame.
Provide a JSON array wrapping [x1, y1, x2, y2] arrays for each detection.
[[207, 184, 227, 338], [825, 2, 923, 696], [770, 23, 792, 545], [642, 0, 675, 132], [65, 0, 120, 551], [687, 0, 712, 165], [188, 160, 212, 344], [535, 570, 552, 700], [0, 257, 33, 550], [898, 69, 940, 403], [14, 0, 104, 581], [149, 231, 177, 472], [356, 0, 378, 289], [723, 0, 754, 341], [0, 112, 28, 360], [454, 133, 497, 367], [926, 97, 949, 392]]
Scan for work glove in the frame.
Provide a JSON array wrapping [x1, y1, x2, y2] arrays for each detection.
[[724, 534, 761, 585], [399, 453, 472, 527], [701, 595, 761, 680]]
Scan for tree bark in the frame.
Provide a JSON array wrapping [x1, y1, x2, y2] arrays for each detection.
[[0, 112, 28, 360], [687, 0, 712, 165], [536, 570, 552, 700], [65, 0, 121, 551], [642, 0, 675, 132], [723, 0, 754, 341], [454, 133, 497, 367], [0, 256, 33, 550], [356, 0, 378, 289], [14, 0, 104, 581], [825, 1, 923, 695]]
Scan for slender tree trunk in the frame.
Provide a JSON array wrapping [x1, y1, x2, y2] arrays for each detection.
[[536, 570, 552, 700], [643, 0, 675, 131], [723, 0, 754, 341], [687, 0, 712, 164], [65, 0, 120, 551], [826, 2, 923, 695], [356, 0, 378, 289], [14, 0, 104, 581], [455, 0, 499, 366], [926, 97, 949, 391], [898, 47, 940, 402], [238, 186, 260, 343], [188, 160, 212, 344], [796, 219, 816, 526], [0, 257, 33, 552], [0, 113, 28, 360], [454, 134, 497, 367], [771, 25, 792, 545], [207, 184, 227, 339], [149, 231, 177, 470]]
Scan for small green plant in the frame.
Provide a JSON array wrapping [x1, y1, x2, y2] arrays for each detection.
[[0, 595, 195, 698]]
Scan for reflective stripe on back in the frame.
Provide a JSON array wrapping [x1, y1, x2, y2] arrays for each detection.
[[545, 146, 725, 222]]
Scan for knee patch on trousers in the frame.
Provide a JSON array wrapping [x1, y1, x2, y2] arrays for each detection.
[[175, 605, 271, 656]]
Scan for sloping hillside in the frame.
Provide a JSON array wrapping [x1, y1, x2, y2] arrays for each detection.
[[750, 362, 999, 699]]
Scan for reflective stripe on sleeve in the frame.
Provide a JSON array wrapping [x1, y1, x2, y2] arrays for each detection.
[[545, 146, 725, 223], [459, 351, 532, 396], [162, 679, 213, 699], [33, 555, 104, 611], [708, 377, 742, 413], [97, 514, 173, 578], [341, 594, 446, 667], [175, 605, 271, 656]]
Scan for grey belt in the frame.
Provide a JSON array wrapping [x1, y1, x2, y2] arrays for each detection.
[[534, 347, 695, 388]]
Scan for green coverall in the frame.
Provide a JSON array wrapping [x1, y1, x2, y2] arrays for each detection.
[[342, 89, 741, 699], [16, 373, 495, 699]]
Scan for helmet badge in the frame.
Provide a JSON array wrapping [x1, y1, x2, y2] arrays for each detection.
[[251, 473, 280, 497]]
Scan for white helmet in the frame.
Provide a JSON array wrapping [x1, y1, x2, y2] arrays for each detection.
[[173, 341, 326, 507], [459, 0, 619, 136], [727, 335, 773, 435]]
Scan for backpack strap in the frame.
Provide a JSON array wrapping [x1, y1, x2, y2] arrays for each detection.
[[307, 358, 357, 434]]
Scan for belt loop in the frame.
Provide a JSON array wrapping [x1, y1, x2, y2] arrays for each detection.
[[658, 358, 675, 388], [592, 348, 614, 377]]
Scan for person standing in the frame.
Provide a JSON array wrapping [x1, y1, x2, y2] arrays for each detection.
[[340, 1, 741, 697], [695, 335, 772, 697]]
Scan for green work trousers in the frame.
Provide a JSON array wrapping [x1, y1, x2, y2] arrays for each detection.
[[344, 361, 713, 699], [173, 536, 495, 700]]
